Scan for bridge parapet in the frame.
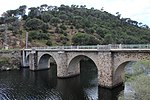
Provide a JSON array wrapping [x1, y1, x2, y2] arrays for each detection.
[[29, 44, 150, 51]]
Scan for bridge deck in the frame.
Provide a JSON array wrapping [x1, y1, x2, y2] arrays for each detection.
[[22, 44, 150, 52]]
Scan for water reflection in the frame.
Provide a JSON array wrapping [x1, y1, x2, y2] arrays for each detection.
[[98, 85, 124, 100], [0, 60, 123, 100]]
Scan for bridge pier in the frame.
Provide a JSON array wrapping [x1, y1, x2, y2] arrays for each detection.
[[56, 51, 69, 78], [29, 51, 37, 70], [97, 52, 113, 88]]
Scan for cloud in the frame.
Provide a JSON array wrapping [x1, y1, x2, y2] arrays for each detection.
[[99, 0, 150, 26]]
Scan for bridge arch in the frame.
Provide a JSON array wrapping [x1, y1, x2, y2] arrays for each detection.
[[113, 52, 150, 74], [22, 53, 31, 67], [113, 57, 146, 86], [113, 61, 133, 85], [113, 52, 150, 86], [26, 54, 30, 66], [67, 55, 98, 77], [38, 53, 57, 70]]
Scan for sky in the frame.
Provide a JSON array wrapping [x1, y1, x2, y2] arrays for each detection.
[[0, 0, 150, 26]]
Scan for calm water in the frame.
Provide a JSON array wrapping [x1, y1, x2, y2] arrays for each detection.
[[0, 61, 123, 100]]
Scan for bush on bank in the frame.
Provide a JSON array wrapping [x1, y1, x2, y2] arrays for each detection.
[[0, 56, 20, 71], [119, 60, 150, 100]]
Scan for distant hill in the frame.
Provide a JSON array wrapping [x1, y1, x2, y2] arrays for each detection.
[[0, 4, 150, 48]]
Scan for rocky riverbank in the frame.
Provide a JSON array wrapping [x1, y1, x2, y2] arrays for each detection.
[[0, 50, 21, 71]]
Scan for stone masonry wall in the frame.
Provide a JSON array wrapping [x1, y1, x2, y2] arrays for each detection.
[[25, 49, 150, 88], [97, 52, 113, 88], [112, 51, 150, 86]]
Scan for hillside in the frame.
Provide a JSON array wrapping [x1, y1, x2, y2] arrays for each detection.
[[0, 4, 150, 48]]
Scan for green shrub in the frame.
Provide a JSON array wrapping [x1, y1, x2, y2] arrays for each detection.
[[28, 31, 49, 41], [119, 60, 150, 100], [72, 33, 101, 45], [46, 40, 52, 46], [60, 24, 67, 30], [25, 18, 44, 30]]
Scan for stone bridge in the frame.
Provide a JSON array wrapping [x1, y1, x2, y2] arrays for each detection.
[[21, 44, 150, 88]]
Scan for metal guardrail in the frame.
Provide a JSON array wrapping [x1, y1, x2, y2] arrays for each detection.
[[30, 44, 150, 51]]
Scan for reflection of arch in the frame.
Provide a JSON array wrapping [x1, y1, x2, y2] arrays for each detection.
[[38, 54, 57, 70], [68, 55, 98, 76]]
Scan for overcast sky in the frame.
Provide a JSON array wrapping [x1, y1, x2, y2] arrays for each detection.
[[0, 0, 150, 26]]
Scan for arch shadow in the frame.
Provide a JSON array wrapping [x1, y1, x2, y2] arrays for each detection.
[[38, 54, 57, 70], [26, 54, 30, 66], [68, 55, 98, 78], [113, 61, 135, 85]]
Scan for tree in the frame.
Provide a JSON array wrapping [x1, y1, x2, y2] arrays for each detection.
[[5, 17, 18, 24], [50, 17, 60, 23], [41, 12, 53, 22], [28, 31, 49, 41], [116, 12, 121, 19], [72, 33, 100, 45], [5, 10, 18, 17], [42, 23, 49, 32], [46, 40, 52, 46], [96, 27, 106, 38], [0, 17, 5, 24], [25, 18, 44, 30], [59, 24, 67, 30], [28, 7, 41, 18], [59, 14, 68, 20], [40, 4, 48, 11], [18, 5, 27, 18], [103, 33, 114, 44], [58, 4, 69, 11], [11, 19, 22, 34]]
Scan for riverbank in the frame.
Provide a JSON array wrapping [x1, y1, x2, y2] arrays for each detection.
[[0, 50, 21, 71]]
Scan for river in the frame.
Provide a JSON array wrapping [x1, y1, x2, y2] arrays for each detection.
[[0, 60, 124, 100]]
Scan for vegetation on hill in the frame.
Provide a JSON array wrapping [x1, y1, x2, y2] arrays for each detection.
[[0, 4, 150, 48]]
